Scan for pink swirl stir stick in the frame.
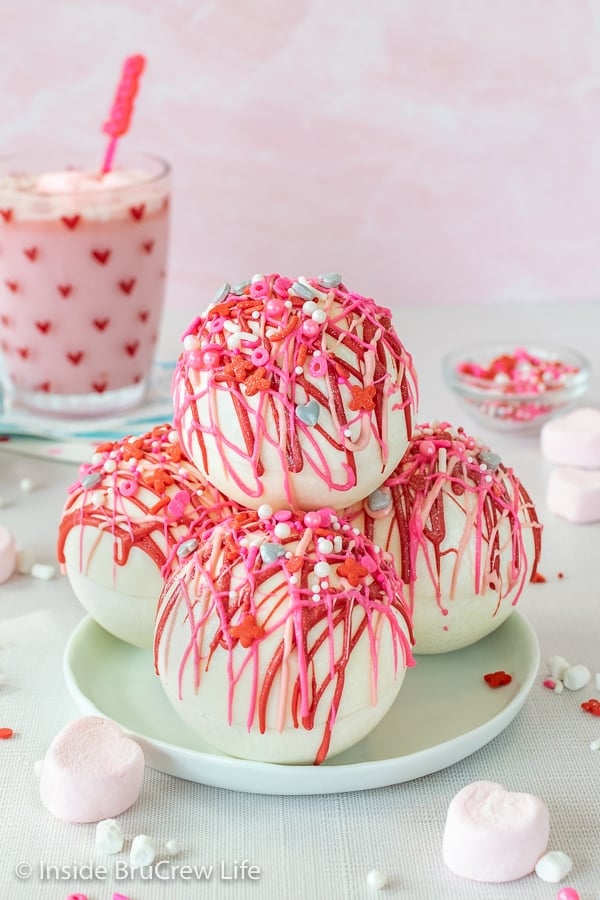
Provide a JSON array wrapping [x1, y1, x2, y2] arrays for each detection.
[[101, 54, 146, 173]]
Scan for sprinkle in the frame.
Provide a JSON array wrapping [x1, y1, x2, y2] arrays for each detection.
[[257, 503, 274, 520], [296, 399, 320, 427], [557, 889, 580, 900], [176, 538, 198, 558], [230, 613, 264, 647], [18, 476, 35, 492], [165, 839, 181, 856], [318, 272, 342, 288], [212, 282, 231, 304], [294, 366, 303, 375], [92, 452, 104, 465], [349, 384, 376, 412], [274, 523, 291, 539], [311, 309, 327, 324], [30, 563, 55, 580], [232, 280, 250, 295], [543, 678, 564, 693], [581, 699, 600, 716], [367, 487, 392, 513], [260, 542, 286, 564], [336, 557, 369, 587], [302, 300, 317, 315], [314, 561, 331, 578], [103, 459, 117, 473], [0, 727, 14, 739], [303, 511, 322, 529], [290, 281, 314, 301], [317, 538, 333, 554], [366, 869, 387, 890], [183, 333, 200, 351], [589, 738, 600, 751], [479, 450, 502, 469], [483, 670, 512, 688]]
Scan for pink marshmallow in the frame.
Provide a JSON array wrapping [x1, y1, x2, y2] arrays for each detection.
[[547, 467, 600, 524], [0, 525, 16, 584], [443, 781, 550, 882], [39, 716, 144, 823], [541, 407, 600, 468]]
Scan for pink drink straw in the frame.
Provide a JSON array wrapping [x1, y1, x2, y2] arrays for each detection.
[[101, 54, 146, 173]]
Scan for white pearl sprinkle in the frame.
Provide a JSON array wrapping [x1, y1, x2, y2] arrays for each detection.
[[227, 333, 242, 349], [295, 366, 303, 375], [274, 523, 291, 539], [333, 536, 343, 551], [183, 334, 199, 351], [317, 538, 333, 554], [343, 428, 352, 437], [251, 310, 260, 319], [312, 309, 327, 324], [485, 475, 493, 483], [290, 575, 299, 585], [103, 459, 117, 473], [92, 453, 103, 465], [366, 869, 387, 890], [313, 349, 322, 357], [312, 584, 320, 594], [165, 839, 181, 856], [314, 561, 331, 578], [302, 300, 317, 315], [91, 490, 105, 507], [258, 503, 273, 520], [168, 430, 178, 443], [284, 300, 293, 308], [19, 477, 35, 493]]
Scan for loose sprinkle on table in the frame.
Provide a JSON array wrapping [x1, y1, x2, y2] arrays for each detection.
[[484, 671, 512, 688], [581, 699, 600, 716], [0, 727, 14, 739]]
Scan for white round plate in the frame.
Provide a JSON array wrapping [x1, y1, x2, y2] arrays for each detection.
[[63, 612, 539, 795]]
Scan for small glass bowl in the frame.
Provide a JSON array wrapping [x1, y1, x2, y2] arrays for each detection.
[[442, 341, 591, 433]]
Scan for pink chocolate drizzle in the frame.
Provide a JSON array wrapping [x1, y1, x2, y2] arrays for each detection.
[[347, 423, 542, 616], [154, 507, 415, 765], [57, 423, 229, 578]]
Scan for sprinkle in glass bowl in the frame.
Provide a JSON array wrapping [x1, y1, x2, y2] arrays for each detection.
[[442, 341, 591, 432]]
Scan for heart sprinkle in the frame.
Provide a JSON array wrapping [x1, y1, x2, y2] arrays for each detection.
[[483, 670, 512, 688]]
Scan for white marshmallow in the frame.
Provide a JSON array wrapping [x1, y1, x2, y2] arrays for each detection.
[[535, 850, 573, 883], [30, 563, 56, 581], [130, 834, 156, 868], [541, 407, 600, 468], [547, 467, 600, 524], [563, 664, 591, 691], [95, 819, 124, 854]]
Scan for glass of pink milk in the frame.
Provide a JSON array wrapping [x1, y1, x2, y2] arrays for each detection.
[[0, 151, 170, 416]]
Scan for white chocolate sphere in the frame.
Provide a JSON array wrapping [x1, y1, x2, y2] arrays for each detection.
[[154, 507, 414, 763], [342, 423, 541, 654], [58, 424, 231, 648], [172, 274, 417, 511]]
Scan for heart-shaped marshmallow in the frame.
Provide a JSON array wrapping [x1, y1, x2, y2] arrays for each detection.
[[443, 781, 550, 882], [38, 716, 144, 823], [546, 466, 600, 523], [541, 407, 600, 468]]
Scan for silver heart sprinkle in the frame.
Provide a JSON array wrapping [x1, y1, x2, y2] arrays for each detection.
[[81, 471, 103, 490], [367, 486, 392, 513], [296, 399, 320, 427], [212, 282, 231, 304], [260, 542, 286, 564], [479, 450, 502, 470], [177, 538, 199, 558], [317, 272, 342, 288], [232, 280, 251, 295], [290, 281, 314, 301]]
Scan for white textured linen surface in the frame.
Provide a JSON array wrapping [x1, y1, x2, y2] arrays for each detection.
[[1, 300, 600, 900]]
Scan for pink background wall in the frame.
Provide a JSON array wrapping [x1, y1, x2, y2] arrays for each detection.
[[2, 0, 600, 310]]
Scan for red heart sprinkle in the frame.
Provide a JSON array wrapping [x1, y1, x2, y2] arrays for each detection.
[[141, 239, 154, 254], [92, 381, 107, 393], [91, 249, 111, 265], [484, 670, 512, 688], [37, 381, 51, 392], [23, 246, 38, 261], [129, 203, 145, 221], [0, 209, 13, 223], [138, 310, 149, 323], [93, 318, 109, 331], [582, 699, 600, 716], [5, 280, 19, 293], [125, 341, 139, 357], [57, 283, 73, 298], [17, 347, 29, 359], [61, 214, 80, 230], [67, 351, 83, 365], [35, 321, 51, 334], [119, 278, 136, 295]]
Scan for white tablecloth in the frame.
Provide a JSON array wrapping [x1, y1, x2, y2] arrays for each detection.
[[1, 300, 600, 900]]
